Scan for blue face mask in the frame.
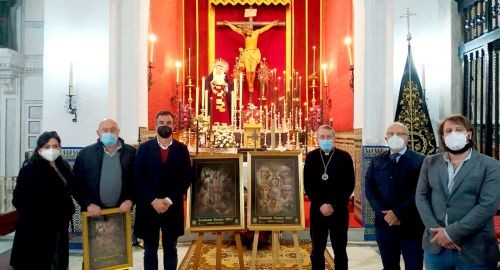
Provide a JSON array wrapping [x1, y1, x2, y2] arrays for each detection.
[[101, 133, 118, 147], [319, 140, 334, 153]]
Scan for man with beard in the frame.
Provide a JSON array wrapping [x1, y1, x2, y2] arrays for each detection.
[[205, 58, 232, 125], [134, 111, 192, 270], [416, 114, 500, 270]]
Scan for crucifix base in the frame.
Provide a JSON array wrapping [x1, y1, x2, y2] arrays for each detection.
[[243, 118, 262, 148]]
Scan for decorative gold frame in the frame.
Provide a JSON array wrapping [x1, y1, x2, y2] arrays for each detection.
[[208, 1, 291, 90], [247, 151, 305, 231], [82, 208, 132, 270], [187, 153, 245, 231]]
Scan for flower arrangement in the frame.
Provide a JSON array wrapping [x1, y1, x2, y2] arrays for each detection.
[[213, 124, 236, 148], [242, 103, 261, 124], [180, 104, 193, 131], [192, 114, 210, 134], [307, 104, 327, 131]]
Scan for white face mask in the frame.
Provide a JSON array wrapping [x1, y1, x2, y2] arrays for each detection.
[[444, 131, 468, 151], [39, 148, 61, 162], [387, 135, 405, 151]]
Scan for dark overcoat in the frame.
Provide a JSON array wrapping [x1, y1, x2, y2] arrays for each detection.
[[133, 138, 192, 238], [10, 160, 75, 269]]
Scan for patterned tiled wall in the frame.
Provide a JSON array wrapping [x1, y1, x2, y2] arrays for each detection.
[[362, 145, 388, 241]]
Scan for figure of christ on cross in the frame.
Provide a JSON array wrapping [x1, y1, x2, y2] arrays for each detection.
[[224, 19, 278, 98]]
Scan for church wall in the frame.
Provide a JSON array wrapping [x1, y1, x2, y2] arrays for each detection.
[[43, 0, 111, 146]]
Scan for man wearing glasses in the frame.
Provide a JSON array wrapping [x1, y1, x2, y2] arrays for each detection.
[[365, 122, 425, 270]]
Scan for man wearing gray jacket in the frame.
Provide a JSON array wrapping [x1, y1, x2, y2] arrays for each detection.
[[415, 114, 500, 270]]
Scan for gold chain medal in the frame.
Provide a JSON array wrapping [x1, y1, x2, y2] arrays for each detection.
[[320, 149, 334, 181]]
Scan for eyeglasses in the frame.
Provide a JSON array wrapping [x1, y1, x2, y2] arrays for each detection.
[[386, 132, 408, 137]]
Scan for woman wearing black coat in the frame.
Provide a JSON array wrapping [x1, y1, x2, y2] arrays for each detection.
[[10, 131, 75, 270]]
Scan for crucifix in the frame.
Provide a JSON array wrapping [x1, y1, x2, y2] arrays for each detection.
[[400, 8, 418, 149], [217, 6, 284, 104], [400, 8, 416, 42]]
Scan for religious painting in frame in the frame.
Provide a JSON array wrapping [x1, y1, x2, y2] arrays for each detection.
[[247, 151, 305, 231], [187, 153, 245, 231], [82, 208, 132, 270]]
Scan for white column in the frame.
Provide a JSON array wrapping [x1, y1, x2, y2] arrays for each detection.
[[357, 0, 395, 146], [112, 0, 149, 144]]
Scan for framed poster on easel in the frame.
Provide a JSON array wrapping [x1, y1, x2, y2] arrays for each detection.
[[247, 151, 305, 231]]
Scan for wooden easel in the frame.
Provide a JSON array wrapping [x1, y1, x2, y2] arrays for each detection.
[[249, 230, 303, 270], [192, 231, 245, 270]]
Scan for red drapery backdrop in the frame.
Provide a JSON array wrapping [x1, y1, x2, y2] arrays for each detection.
[[214, 5, 286, 106], [148, 0, 353, 131]]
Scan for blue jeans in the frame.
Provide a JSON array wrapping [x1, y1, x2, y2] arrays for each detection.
[[143, 226, 178, 270], [424, 249, 497, 270]]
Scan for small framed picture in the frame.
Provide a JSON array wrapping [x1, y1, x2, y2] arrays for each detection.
[[82, 208, 132, 270], [28, 106, 42, 119], [247, 151, 305, 231], [187, 154, 245, 231], [28, 121, 40, 134]]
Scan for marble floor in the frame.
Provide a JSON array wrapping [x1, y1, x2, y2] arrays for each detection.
[[0, 231, 396, 269]]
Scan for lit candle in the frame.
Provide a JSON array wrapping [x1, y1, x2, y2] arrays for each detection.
[[204, 89, 209, 117], [344, 37, 353, 66], [69, 61, 73, 85], [175, 61, 181, 83], [312, 46, 316, 76], [322, 63, 328, 87], [231, 91, 234, 126], [188, 48, 191, 77], [148, 34, 157, 63], [422, 64, 426, 89], [239, 72, 243, 110], [201, 76, 205, 114], [69, 61, 74, 95], [195, 86, 199, 116]]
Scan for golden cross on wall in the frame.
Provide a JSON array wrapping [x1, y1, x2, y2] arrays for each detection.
[[400, 8, 416, 42]]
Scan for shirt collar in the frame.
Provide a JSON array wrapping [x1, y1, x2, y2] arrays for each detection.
[[390, 145, 407, 156], [102, 141, 122, 156], [157, 137, 173, 150], [443, 148, 472, 163]]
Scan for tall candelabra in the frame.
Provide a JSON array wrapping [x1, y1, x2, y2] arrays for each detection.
[[66, 85, 77, 122]]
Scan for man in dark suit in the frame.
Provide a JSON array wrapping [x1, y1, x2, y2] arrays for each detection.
[[365, 122, 425, 270], [416, 114, 500, 270], [304, 124, 355, 270], [134, 111, 192, 270]]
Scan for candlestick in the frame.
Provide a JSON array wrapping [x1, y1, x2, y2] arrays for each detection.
[[148, 34, 157, 63], [313, 46, 316, 76], [195, 86, 199, 116]]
